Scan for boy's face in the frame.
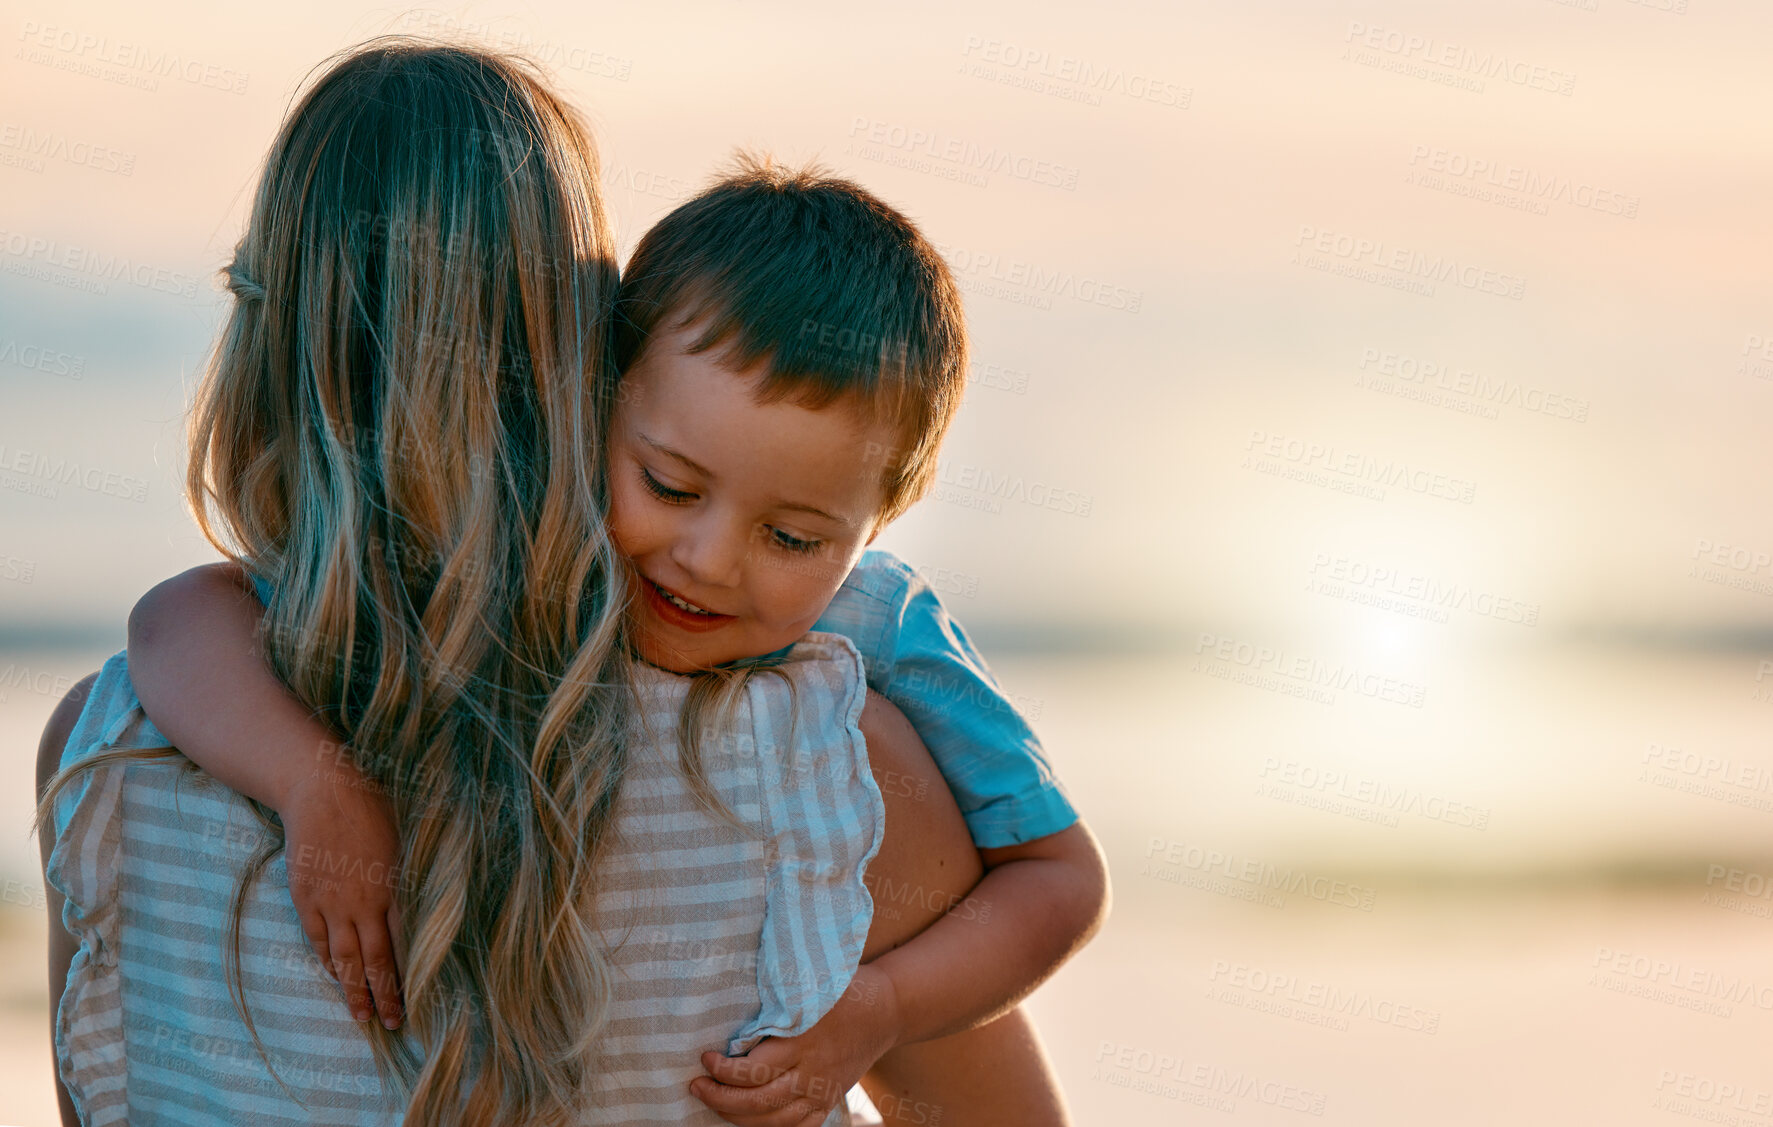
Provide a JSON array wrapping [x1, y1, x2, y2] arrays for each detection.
[[608, 319, 898, 673]]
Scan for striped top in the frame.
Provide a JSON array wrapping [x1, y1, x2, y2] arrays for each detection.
[[48, 632, 885, 1126]]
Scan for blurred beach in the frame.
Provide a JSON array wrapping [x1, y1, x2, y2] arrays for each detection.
[[7, 637, 1773, 1124]]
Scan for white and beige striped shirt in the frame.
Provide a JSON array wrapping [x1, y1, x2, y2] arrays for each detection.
[[48, 632, 884, 1125]]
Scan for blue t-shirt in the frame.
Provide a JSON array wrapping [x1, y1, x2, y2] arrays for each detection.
[[807, 550, 1076, 849], [250, 549, 1076, 849]]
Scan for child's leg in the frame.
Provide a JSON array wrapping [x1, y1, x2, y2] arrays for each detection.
[[858, 691, 1068, 1126], [863, 1006, 1069, 1127]]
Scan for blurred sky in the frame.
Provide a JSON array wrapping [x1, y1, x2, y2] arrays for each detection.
[[4, 0, 1770, 654]]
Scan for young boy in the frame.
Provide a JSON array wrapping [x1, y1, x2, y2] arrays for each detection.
[[126, 155, 1108, 1122]]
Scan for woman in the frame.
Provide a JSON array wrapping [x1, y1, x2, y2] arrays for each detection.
[[33, 39, 1032, 1127]]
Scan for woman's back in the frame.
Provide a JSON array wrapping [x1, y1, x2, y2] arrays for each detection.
[[48, 634, 883, 1126]]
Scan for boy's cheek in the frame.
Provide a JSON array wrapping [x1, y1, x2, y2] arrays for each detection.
[[748, 569, 848, 643], [604, 481, 656, 560]]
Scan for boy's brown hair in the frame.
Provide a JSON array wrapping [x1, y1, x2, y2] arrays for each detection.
[[612, 153, 967, 523]]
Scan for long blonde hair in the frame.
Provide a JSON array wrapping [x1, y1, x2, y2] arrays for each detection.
[[51, 38, 634, 1126]]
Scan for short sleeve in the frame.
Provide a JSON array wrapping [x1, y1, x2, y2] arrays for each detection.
[[45, 651, 176, 1127], [726, 633, 885, 1059], [868, 556, 1078, 848]]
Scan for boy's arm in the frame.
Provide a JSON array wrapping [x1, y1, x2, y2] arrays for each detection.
[[128, 564, 404, 1029], [859, 696, 1110, 1043], [128, 564, 331, 811], [876, 820, 1108, 1042]]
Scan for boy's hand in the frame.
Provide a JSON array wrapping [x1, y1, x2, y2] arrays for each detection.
[[280, 753, 404, 1030], [690, 963, 901, 1126]]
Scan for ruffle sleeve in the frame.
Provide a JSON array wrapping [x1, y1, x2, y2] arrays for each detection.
[[725, 631, 885, 1058], [45, 651, 176, 1127]]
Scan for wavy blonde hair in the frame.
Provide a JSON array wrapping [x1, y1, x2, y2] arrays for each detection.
[[47, 38, 633, 1126]]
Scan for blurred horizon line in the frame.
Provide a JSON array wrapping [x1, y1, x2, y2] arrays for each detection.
[[5, 617, 1773, 657]]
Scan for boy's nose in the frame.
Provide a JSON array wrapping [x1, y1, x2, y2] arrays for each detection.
[[670, 515, 745, 591]]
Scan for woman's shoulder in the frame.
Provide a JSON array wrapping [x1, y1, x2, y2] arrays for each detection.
[[36, 670, 100, 798]]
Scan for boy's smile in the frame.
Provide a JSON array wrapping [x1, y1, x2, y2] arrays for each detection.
[[608, 319, 898, 673]]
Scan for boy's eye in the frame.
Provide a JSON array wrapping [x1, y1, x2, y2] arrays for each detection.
[[639, 466, 696, 504], [771, 528, 823, 555]]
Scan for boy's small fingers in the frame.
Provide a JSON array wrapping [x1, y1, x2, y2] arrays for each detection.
[[327, 929, 371, 1023], [688, 1072, 805, 1116], [386, 906, 405, 979], [297, 911, 332, 973], [703, 1050, 780, 1087], [357, 924, 403, 1030]]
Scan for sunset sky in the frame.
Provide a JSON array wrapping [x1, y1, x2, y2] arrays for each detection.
[[4, 0, 1770, 653]]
